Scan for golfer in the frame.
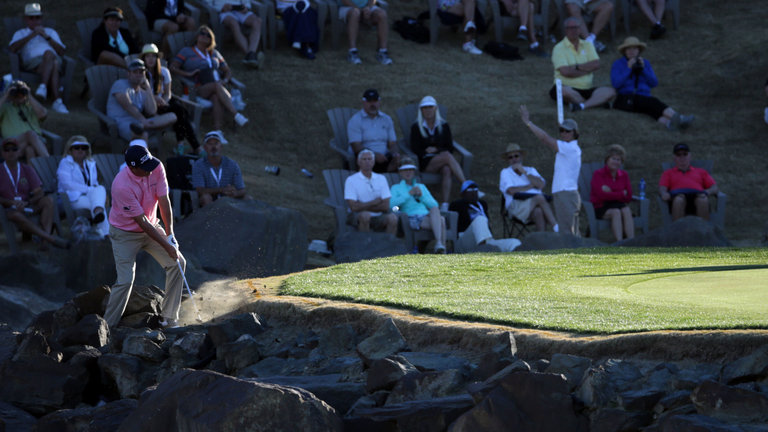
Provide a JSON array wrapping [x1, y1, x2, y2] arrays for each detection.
[[105, 145, 186, 328]]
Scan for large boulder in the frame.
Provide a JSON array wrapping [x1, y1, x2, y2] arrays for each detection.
[[618, 216, 731, 247], [175, 198, 308, 277], [691, 380, 768, 423], [119, 369, 343, 432], [332, 231, 409, 263], [0, 355, 90, 415], [357, 318, 408, 367], [516, 232, 605, 251]]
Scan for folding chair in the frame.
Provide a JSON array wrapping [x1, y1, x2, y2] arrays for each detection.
[[500, 192, 535, 238]]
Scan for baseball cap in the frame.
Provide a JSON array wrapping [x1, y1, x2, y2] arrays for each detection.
[[125, 145, 160, 172], [204, 130, 228, 144], [24, 3, 42, 16], [362, 88, 379, 101], [461, 180, 479, 193], [673, 143, 690, 154], [103, 7, 124, 20], [128, 59, 146, 71], [560, 118, 579, 132], [419, 96, 437, 108]]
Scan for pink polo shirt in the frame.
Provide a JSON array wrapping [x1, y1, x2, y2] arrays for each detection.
[[109, 164, 169, 232]]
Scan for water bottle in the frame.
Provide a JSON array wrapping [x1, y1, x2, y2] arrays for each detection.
[[638, 178, 646, 200]]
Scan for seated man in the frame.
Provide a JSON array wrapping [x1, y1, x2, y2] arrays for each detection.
[[106, 59, 177, 141], [344, 149, 397, 234], [191, 130, 252, 207], [499, 143, 557, 232], [563, 0, 613, 52], [201, 0, 265, 67], [8, 3, 69, 113], [658, 143, 718, 221], [450, 180, 520, 252], [338, 0, 392, 64], [550, 17, 615, 112], [0, 137, 69, 249], [347, 88, 400, 173]]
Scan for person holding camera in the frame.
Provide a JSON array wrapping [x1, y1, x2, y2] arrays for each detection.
[[610, 36, 694, 130], [0, 80, 50, 160]]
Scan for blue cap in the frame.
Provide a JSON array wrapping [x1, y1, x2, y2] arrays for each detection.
[[461, 180, 478, 193]]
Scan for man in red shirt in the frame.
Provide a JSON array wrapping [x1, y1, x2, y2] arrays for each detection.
[[106, 145, 185, 328], [658, 143, 718, 221]]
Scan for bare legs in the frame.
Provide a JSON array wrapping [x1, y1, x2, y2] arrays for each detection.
[[16, 130, 50, 159], [424, 151, 466, 204], [670, 194, 709, 221], [602, 207, 635, 242], [345, 7, 388, 50], [566, 1, 613, 40], [528, 195, 557, 231], [223, 14, 262, 54], [198, 82, 237, 129], [356, 211, 397, 234], [562, 85, 616, 109], [35, 51, 61, 101], [420, 206, 446, 246]]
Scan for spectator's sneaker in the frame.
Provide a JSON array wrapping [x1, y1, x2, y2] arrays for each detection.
[[434, 242, 446, 254], [234, 113, 249, 126], [679, 114, 695, 129], [593, 40, 606, 53], [517, 28, 528, 41], [440, 202, 449, 213], [160, 318, 179, 329], [570, 103, 583, 112], [347, 49, 362, 65], [51, 98, 69, 114], [464, 20, 476, 33], [462, 40, 482, 55], [650, 23, 666, 40], [301, 45, 316, 60], [35, 83, 47, 99], [528, 45, 548, 58], [376, 50, 393, 65]]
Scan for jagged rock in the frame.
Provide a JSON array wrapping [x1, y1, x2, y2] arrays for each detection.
[[252, 374, 367, 414], [654, 390, 694, 414], [472, 331, 518, 380], [175, 198, 308, 277], [0, 356, 89, 415], [217, 334, 261, 372], [122, 334, 166, 362], [576, 359, 644, 408], [207, 312, 266, 347], [530, 358, 550, 372], [367, 355, 419, 393], [0, 324, 19, 367], [120, 312, 162, 329], [653, 403, 699, 427], [618, 217, 731, 247], [119, 369, 342, 431], [399, 352, 470, 372], [721, 345, 768, 385], [466, 360, 532, 403], [0, 284, 64, 332], [357, 318, 408, 367], [123, 285, 164, 316], [619, 388, 666, 411], [646, 362, 679, 391], [691, 380, 768, 423], [346, 394, 475, 432], [332, 231, 409, 263], [0, 400, 37, 432], [386, 369, 468, 405], [55, 314, 109, 348], [316, 324, 359, 357], [305, 355, 363, 376], [448, 372, 585, 432], [68, 346, 104, 405], [590, 408, 653, 432], [546, 353, 592, 391], [12, 331, 50, 361], [673, 363, 721, 390], [52, 301, 80, 331], [168, 332, 213, 368], [656, 413, 747, 432], [239, 356, 309, 377], [98, 353, 147, 399], [36, 398, 138, 432], [71, 285, 110, 316], [88, 399, 139, 431], [515, 232, 605, 251]]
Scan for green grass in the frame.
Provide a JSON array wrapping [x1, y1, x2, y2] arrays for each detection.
[[280, 248, 768, 334]]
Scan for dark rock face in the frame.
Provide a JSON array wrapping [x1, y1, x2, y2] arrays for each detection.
[[332, 231, 409, 263], [618, 216, 731, 247], [516, 232, 605, 251]]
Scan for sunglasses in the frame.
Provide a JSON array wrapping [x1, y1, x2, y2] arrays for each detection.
[[2, 147, 19, 152], [71, 145, 89, 151], [26, 16, 42, 20], [559, 128, 573, 133], [507, 154, 521, 159], [465, 187, 479, 192], [674, 152, 689, 157]]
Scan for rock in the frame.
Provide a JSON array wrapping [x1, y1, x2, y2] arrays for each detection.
[[64, 239, 118, 291], [71, 285, 110, 317], [119, 369, 342, 431], [168, 332, 214, 368], [122, 334, 166, 362], [657, 413, 747, 432], [217, 334, 261, 372], [0, 324, 19, 367], [467, 359, 532, 403], [472, 331, 518, 380], [207, 312, 266, 347], [175, 198, 308, 277], [576, 359, 644, 408], [618, 216, 731, 247], [367, 355, 419, 393], [448, 372, 585, 432], [119, 312, 161, 329], [673, 363, 721, 390], [332, 231, 409, 263], [0, 356, 89, 415], [11, 331, 49, 361], [239, 356, 309, 377], [0, 284, 62, 331], [36, 399, 138, 432], [515, 232, 605, 251], [52, 301, 80, 331], [123, 285, 164, 316], [316, 324, 359, 357], [691, 380, 768, 423], [386, 369, 469, 405], [305, 355, 363, 376], [721, 345, 768, 385], [618, 388, 666, 411], [0, 401, 37, 432], [55, 314, 109, 348], [357, 318, 408, 367], [252, 374, 367, 415], [546, 353, 592, 391], [646, 362, 679, 391], [590, 408, 653, 432], [68, 346, 104, 405], [654, 390, 694, 414], [0, 253, 69, 299], [346, 394, 475, 432], [89, 399, 139, 431], [399, 352, 470, 373], [98, 353, 149, 399]]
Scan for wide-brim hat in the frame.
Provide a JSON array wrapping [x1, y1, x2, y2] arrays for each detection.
[[617, 36, 647, 54], [24, 3, 42, 16], [501, 143, 526, 159]]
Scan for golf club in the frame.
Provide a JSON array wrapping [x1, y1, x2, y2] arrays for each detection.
[[177, 259, 203, 323]]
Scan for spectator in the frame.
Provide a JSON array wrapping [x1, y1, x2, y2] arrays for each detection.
[[191, 130, 252, 206], [275, 0, 320, 59], [348, 88, 399, 173], [91, 7, 139, 68], [450, 180, 520, 252], [0, 80, 50, 160], [338, 0, 392, 64], [499, 143, 557, 232], [56, 136, 110, 238], [635, 0, 666, 39], [106, 59, 177, 141], [0, 137, 68, 249], [8, 3, 69, 114], [610, 36, 694, 130], [409, 96, 466, 211], [144, 0, 196, 50], [436, 0, 484, 54], [391, 157, 447, 253], [140, 44, 201, 155], [520, 106, 582, 235], [170, 26, 249, 129], [497, 0, 547, 57], [658, 143, 718, 221], [106, 145, 185, 328], [563, 0, 613, 52], [343, 149, 397, 234], [590, 144, 634, 242], [550, 17, 615, 112], [200, 0, 264, 67]]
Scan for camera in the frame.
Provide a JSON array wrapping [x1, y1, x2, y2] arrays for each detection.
[[632, 58, 644, 72]]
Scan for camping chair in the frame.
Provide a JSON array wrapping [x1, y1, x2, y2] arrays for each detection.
[[84, 65, 127, 152], [128, 0, 201, 48], [326, 107, 358, 170], [655, 160, 726, 230], [500, 192, 536, 239], [578, 161, 649, 239], [3, 17, 77, 104], [93, 153, 125, 194], [263, 0, 328, 49], [487, 0, 551, 43], [620, 0, 679, 34], [394, 103, 474, 179], [552, 0, 616, 40], [322, 0, 389, 49], [322, 168, 354, 235], [29, 156, 92, 226], [188, 0, 271, 50]]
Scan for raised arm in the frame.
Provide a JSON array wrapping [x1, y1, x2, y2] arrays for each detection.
[[519, 105, 558, 152]]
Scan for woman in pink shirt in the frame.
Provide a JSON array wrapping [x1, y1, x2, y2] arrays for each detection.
[[590, 144, 634, 242]]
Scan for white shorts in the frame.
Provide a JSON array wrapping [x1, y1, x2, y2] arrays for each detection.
[[220, 9, 255, 24], [508, 198, 534, 222], [338, 5, 383, 21]]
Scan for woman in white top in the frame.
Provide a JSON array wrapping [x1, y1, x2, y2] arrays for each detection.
[[56, 136, 109, 237]]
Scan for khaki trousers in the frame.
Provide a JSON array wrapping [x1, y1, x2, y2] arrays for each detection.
[[553, 190, 581, 236], [105, 225, 186, 327]]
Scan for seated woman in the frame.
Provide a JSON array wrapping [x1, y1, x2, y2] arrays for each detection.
[[140, 44, 201, 155], [170, 25, 249, 130], [0, 80, 50, 160], [590, 144, 634, 242], [390, 158, 447, 253], [56, 136, 109, 238], [409, 96, 466, 212], [610, 36, 694, 130], [275, 0, 319, 59], [91, 7, 139, 68], [499, 143, 557, 232]]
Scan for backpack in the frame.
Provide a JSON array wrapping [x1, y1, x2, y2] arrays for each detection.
[[393, 16, 430, 44], [483, 41, 524, 61]]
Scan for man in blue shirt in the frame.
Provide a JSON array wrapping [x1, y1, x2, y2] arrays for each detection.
[[191, 130, 251, 207]]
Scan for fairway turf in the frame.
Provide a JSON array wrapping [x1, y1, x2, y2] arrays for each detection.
[[280, 248, 768, 334]]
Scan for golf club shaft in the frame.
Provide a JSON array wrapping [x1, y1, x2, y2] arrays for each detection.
[[177, 258, 203, 322]]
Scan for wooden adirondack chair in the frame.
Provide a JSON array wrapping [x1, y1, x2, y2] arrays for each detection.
[[656, 160, 726, 229], [84, 65, 126, 152], [188, 0, 271, 50], [394, 103, 474, 179], [76, 17, 103, 68], [128, 0, 201, 48], [621, 0, 679, 33], [322, 168, 353, 234], [578, 161, 650, 239], [3, 17, 77, 104], [29, 155, 92, 225], [326, 107, 358, 170], [93, 153, 125, 193]]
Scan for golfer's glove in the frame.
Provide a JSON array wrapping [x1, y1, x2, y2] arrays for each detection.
[[167, 234, 179, 249]]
